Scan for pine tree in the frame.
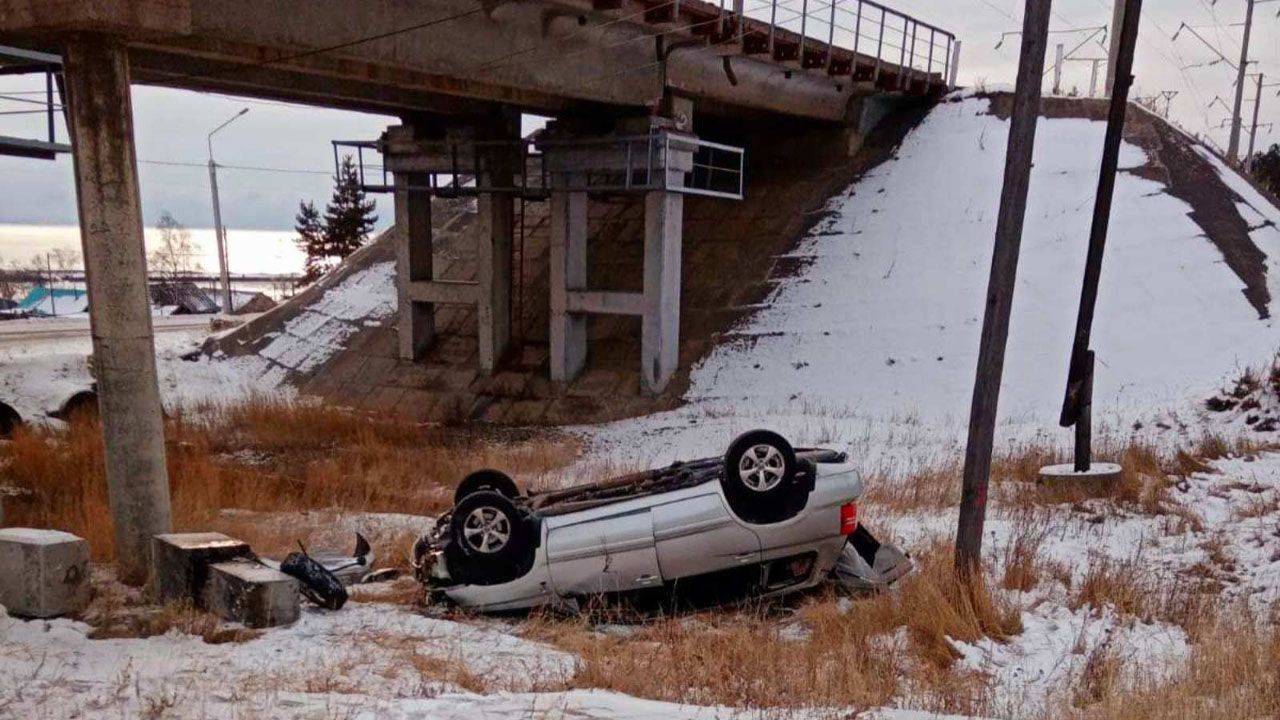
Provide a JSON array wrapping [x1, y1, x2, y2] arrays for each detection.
[[1249, 144, 1280, 198], [294, 200, 328, 284], [322, 156, 378, 262]]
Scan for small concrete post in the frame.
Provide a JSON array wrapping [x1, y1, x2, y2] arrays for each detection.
[[396, 171, 434, 360], [641, 190, 683, 395], [62, 36, 171, 586], [550, 179, 588, 382]]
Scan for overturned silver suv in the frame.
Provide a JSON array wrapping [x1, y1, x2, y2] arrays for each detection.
[[413, 430, 911, 612]]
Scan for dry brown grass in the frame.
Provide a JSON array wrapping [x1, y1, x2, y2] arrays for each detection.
[[1067, 605, 1280, 720], [0, 398, 579, 562], [528, 541, 1016, 715], [1066, 552, 1223, 636]]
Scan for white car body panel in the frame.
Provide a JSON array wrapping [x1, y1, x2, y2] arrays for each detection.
[[438, 460, 865, 611]]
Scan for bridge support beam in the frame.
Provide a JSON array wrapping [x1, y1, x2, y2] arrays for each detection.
[[477, 177, 514, 374], [387, 116, 517, 374], [62, 35, 171, 585], [543, 116, 693, 395], [396, 170, 434, 360], [641, 189, 683, 395], [549, 178, 588, 382]]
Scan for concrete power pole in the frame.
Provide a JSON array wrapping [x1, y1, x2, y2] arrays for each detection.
[[1106, 0, 1126, 96], [1247, 72, 1265, 168], [956, 0, 1052, 575], [207, 108, 248, 314], [1227, 0, 1257, 164], [1054, 43, 1065, 94]]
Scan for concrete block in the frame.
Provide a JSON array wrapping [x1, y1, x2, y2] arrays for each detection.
[[0, 528, 90, 618], [204, 560, 300, 629], [150, 532, 251, 605]]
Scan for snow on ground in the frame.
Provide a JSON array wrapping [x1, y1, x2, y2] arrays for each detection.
[[244, 261, 396, 376], [0, 261, 396, 423], [5, 98, 1280, 718], [953, 604, 1189, 717], [0, 601, 576, 718], [580, 96, 1280, 468]]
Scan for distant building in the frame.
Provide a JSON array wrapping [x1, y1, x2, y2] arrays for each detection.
[[13, 286, 90, 316], [229, 290, 276, 315], [149, 282, 220, 315]]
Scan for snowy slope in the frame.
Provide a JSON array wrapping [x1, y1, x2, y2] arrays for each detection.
[[691, 96, 1280, 425]]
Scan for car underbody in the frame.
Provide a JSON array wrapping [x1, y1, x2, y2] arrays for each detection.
[[413, 431, 913, 613]]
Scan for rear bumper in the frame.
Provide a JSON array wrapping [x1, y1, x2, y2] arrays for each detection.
[[831, 529, 913, 592]]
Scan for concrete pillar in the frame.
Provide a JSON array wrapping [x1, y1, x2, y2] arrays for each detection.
[[396, 171, 434, 360], [550, 182, 588, 382], [62, 36, 171, 585], [476, 189, 513, 374], [641, 190, 683, 395]]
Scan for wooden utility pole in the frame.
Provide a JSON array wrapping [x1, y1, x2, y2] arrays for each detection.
[[955, 0, 1053, 575], [1058, 0, 1143, 472]]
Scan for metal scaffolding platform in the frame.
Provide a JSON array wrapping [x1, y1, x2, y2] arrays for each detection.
[[0, 45, 70, 160], [332, 129, 746, 201]]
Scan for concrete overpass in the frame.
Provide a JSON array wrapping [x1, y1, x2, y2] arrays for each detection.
[[0, 0, 957, 583], [2, 0, 955, 120]]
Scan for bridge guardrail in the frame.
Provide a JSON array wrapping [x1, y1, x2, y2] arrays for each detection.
[[687, 0, 957, 88]]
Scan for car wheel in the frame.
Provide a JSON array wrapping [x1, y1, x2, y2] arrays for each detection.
[[721, 430, 802, 521], [448, 491, 535, 586], [453, 469, 520, 505]]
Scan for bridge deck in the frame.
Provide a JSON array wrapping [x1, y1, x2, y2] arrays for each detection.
[[0, 0, 955, 122]]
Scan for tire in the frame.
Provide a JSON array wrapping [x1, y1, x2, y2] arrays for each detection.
[[448, 491, 535, 586], [721, 430, 803, 522], [453, 469, 520, 505]]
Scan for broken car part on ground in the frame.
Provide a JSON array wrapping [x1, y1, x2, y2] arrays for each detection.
[[413, 429, 912, 613]]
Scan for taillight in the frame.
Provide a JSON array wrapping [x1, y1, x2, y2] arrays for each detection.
[[840, 502, 858, 535]]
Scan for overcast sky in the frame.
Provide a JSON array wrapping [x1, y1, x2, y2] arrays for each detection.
[[1, 0, 1277, 233]]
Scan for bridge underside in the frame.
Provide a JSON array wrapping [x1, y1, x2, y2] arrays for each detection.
[[0, 0, 951, 122]]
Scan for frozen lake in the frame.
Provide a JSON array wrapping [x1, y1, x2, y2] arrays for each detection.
[[0, 224, 305, 277]]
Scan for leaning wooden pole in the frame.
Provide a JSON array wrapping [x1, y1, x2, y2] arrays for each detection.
[[1058, 0, 1144, 470], [955, 0, 1052, 575]]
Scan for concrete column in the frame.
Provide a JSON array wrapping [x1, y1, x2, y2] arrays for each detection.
[[62, 36, 171, 585], [476, 189, 513, 374], [395, 172, 434, 360], [550, 182, 588, 382], [641, 190, 683, 395]]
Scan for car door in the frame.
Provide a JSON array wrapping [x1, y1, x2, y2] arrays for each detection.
[[651, 490, 761, 581], [546, 509, 663, 596]]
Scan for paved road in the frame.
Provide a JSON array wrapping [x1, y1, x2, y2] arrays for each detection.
[[0, 316, 219, 346]]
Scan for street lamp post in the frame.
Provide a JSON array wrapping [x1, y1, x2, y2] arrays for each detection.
[[207, 108, 249, 314]]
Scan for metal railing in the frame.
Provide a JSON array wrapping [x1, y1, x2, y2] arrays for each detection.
[[541, 132, 745, 199], [335, 131, 745, 200], [0, 44, 70, 160], [681, 0, 956, 88]]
